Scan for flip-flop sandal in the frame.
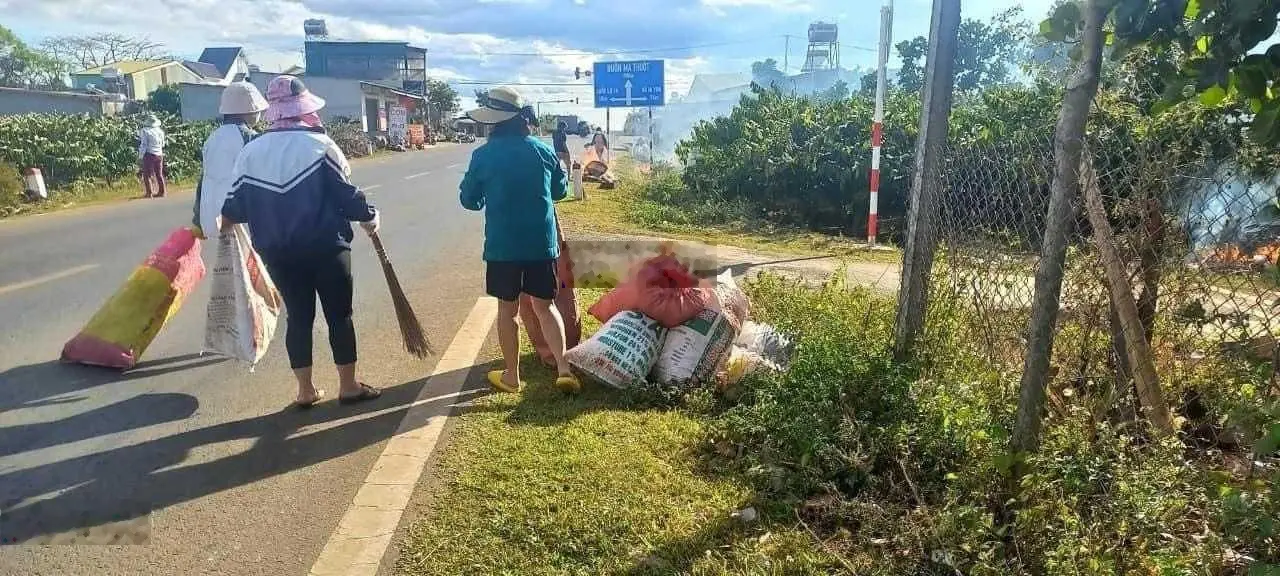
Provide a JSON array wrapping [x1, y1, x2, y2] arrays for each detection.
[[339, 383, 382, 405], [294, 390, 326, 410], [555, 374, 582, 394], [487, 370, 524, 394]]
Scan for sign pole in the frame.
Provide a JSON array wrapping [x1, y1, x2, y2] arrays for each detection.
[[647, 106, 654, 165], [868, 0, 893, 246]]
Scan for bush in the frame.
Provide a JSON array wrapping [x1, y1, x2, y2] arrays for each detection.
[[0, 163, 24, 216], [328, 116, 371, 158], [706, 273, 1279, 575], [0, 113, 212, 189]]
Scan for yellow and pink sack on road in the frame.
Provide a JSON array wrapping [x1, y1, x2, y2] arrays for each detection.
[[61, 227, 206, 369]]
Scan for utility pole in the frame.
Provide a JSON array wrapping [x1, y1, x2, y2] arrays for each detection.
[[867, 0, 894, 246], [784, 35, 790, 74], [892, 0, 961, 359]]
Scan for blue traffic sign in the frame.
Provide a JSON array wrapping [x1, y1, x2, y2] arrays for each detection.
[[593, 60, 665, 108]]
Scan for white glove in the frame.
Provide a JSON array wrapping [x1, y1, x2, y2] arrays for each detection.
[[360, 211, 381, 235]]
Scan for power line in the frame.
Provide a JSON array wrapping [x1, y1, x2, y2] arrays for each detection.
[[450, 81, 591, 86], [430, 38, 781, 58]]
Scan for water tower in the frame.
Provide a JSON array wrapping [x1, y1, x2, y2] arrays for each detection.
[[802, 22, 839, 72], [303, 19, 329, 40]]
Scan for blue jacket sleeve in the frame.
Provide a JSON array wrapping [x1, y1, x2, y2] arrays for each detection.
[[547, 145, 568, 202], [460, 150, 485, 211], [323, 141, 376, 222]]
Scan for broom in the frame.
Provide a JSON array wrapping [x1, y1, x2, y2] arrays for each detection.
[[369, 231, 434, 358]]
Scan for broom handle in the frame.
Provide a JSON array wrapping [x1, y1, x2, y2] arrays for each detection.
[[369, 230, 390, 263]]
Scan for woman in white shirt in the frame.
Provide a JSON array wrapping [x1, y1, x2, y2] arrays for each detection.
[[137, 114, 167, 198], [192, 81, 268, 238]]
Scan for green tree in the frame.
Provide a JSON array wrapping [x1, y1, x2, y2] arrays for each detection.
[[1041, 0, 1280, 144], [750, 58, 786, 88], [0, 25, 63, 89], [425, 79, 460, 119], [897, 8, 1028, 93], [147, 84, 181, 116], [817, 79, 850, 101]]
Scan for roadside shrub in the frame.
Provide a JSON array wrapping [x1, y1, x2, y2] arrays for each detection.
[[0, 113, 212, 189], [328, 116, 371, 158], [708, 272, 1279, 575], [0, 163, 24, 216]]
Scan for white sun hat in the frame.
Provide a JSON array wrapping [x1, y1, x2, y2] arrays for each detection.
[[466, 85, 525, 125], [219, 81, 269, 115]]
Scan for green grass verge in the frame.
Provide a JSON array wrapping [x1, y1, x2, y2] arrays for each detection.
[[556, 161, 899, 263], [397, 290, 843, 576], [0, 177, 199, 219]]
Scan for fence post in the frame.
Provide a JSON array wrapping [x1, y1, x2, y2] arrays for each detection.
[[892, 0, 960, 359], [1079, 156, 1174, 436], [1010, 0, 1108, 456]]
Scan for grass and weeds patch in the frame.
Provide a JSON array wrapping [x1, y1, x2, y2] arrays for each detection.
[[0, 175, 196, 219], [557, 161, 894, 261], [400, 273, 1277, 575], [710, 274, 1279, 574], [398, 289, 844, 576]]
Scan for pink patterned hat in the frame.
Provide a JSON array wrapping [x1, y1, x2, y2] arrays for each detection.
[[264, 75, 326, 122]]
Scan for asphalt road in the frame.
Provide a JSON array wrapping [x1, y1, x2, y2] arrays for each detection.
[[0, 143, 493, 575]]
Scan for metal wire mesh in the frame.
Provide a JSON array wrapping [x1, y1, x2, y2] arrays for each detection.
[[921, 103, 1280, 402]]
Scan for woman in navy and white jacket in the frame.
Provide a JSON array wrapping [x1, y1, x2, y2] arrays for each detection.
[[222, 75, 382, 410]]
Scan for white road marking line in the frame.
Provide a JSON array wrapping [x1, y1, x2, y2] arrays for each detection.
[[404, 171, 431, 180], [361, 184, 383, 192], [446, 163, 462, 170], [0, 264, 99, 297], [309, 297, 498, 576]]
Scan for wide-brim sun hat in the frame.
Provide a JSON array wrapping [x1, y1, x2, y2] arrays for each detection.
[[220, 81, 269, 115], [466, 86, 524, 125], [264, 75, 325, 122]]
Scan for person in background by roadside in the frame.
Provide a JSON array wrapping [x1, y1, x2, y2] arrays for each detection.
[[553, 121, 571, 171], [584, 129, 611, 166], [137, 113, 167, 198], [192, 81, 268, 239], [222, 75, 382, 410], [460, 86, 581, 395]]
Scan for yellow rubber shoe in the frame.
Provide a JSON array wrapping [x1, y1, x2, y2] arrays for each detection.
[[555, 374, 582, 394], [487, 370, 523, 394]]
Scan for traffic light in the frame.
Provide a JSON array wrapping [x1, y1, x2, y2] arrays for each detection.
[[574, 97, 579, 104], [574, 67, 580, 80]]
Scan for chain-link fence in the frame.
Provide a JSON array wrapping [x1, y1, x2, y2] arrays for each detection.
[[920, 102, 1280, 419]]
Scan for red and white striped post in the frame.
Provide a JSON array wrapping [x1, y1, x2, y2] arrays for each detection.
[[868, 0, 893, 246]]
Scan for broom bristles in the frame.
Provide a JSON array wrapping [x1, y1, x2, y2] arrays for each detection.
[[370, 232, 434, 358]]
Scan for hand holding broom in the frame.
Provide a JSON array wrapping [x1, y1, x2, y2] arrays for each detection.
[[363, 217, 434, 359]]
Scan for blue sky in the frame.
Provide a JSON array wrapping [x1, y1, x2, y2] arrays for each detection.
[[0, 0, 1053, 123]]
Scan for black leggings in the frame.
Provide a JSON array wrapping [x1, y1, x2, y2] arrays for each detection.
[[264, 250, 357, 370]]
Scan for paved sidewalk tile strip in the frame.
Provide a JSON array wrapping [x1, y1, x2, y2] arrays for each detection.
[[308, 297, 498, 576]]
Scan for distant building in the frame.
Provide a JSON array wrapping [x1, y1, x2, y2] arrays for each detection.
[[196, 47, 251, 84], [71, 60, 207, 100], [303, 40, 428, 94]]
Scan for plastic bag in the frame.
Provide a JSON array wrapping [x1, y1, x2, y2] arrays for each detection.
[[734, 322, 793, 368], [62, 227, 206, 369], [710, 269, 750, 330], [651, 306, 738, 388], [588, 255, 712, 328], [204, 225, 281, 366], [719, 322, 794, 389], [565, 311, 667, 389]]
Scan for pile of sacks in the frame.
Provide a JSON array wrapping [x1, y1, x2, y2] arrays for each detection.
[[564, 255, 791, 392]]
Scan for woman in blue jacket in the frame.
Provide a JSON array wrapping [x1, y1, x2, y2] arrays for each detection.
[[460, 86, 580, 394], [222, 76, 381, 409]]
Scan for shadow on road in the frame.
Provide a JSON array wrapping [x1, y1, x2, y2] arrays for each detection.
[[0, 353, 226, 414], [0, 364, 478, 544], [0, 392, 199, 457]]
